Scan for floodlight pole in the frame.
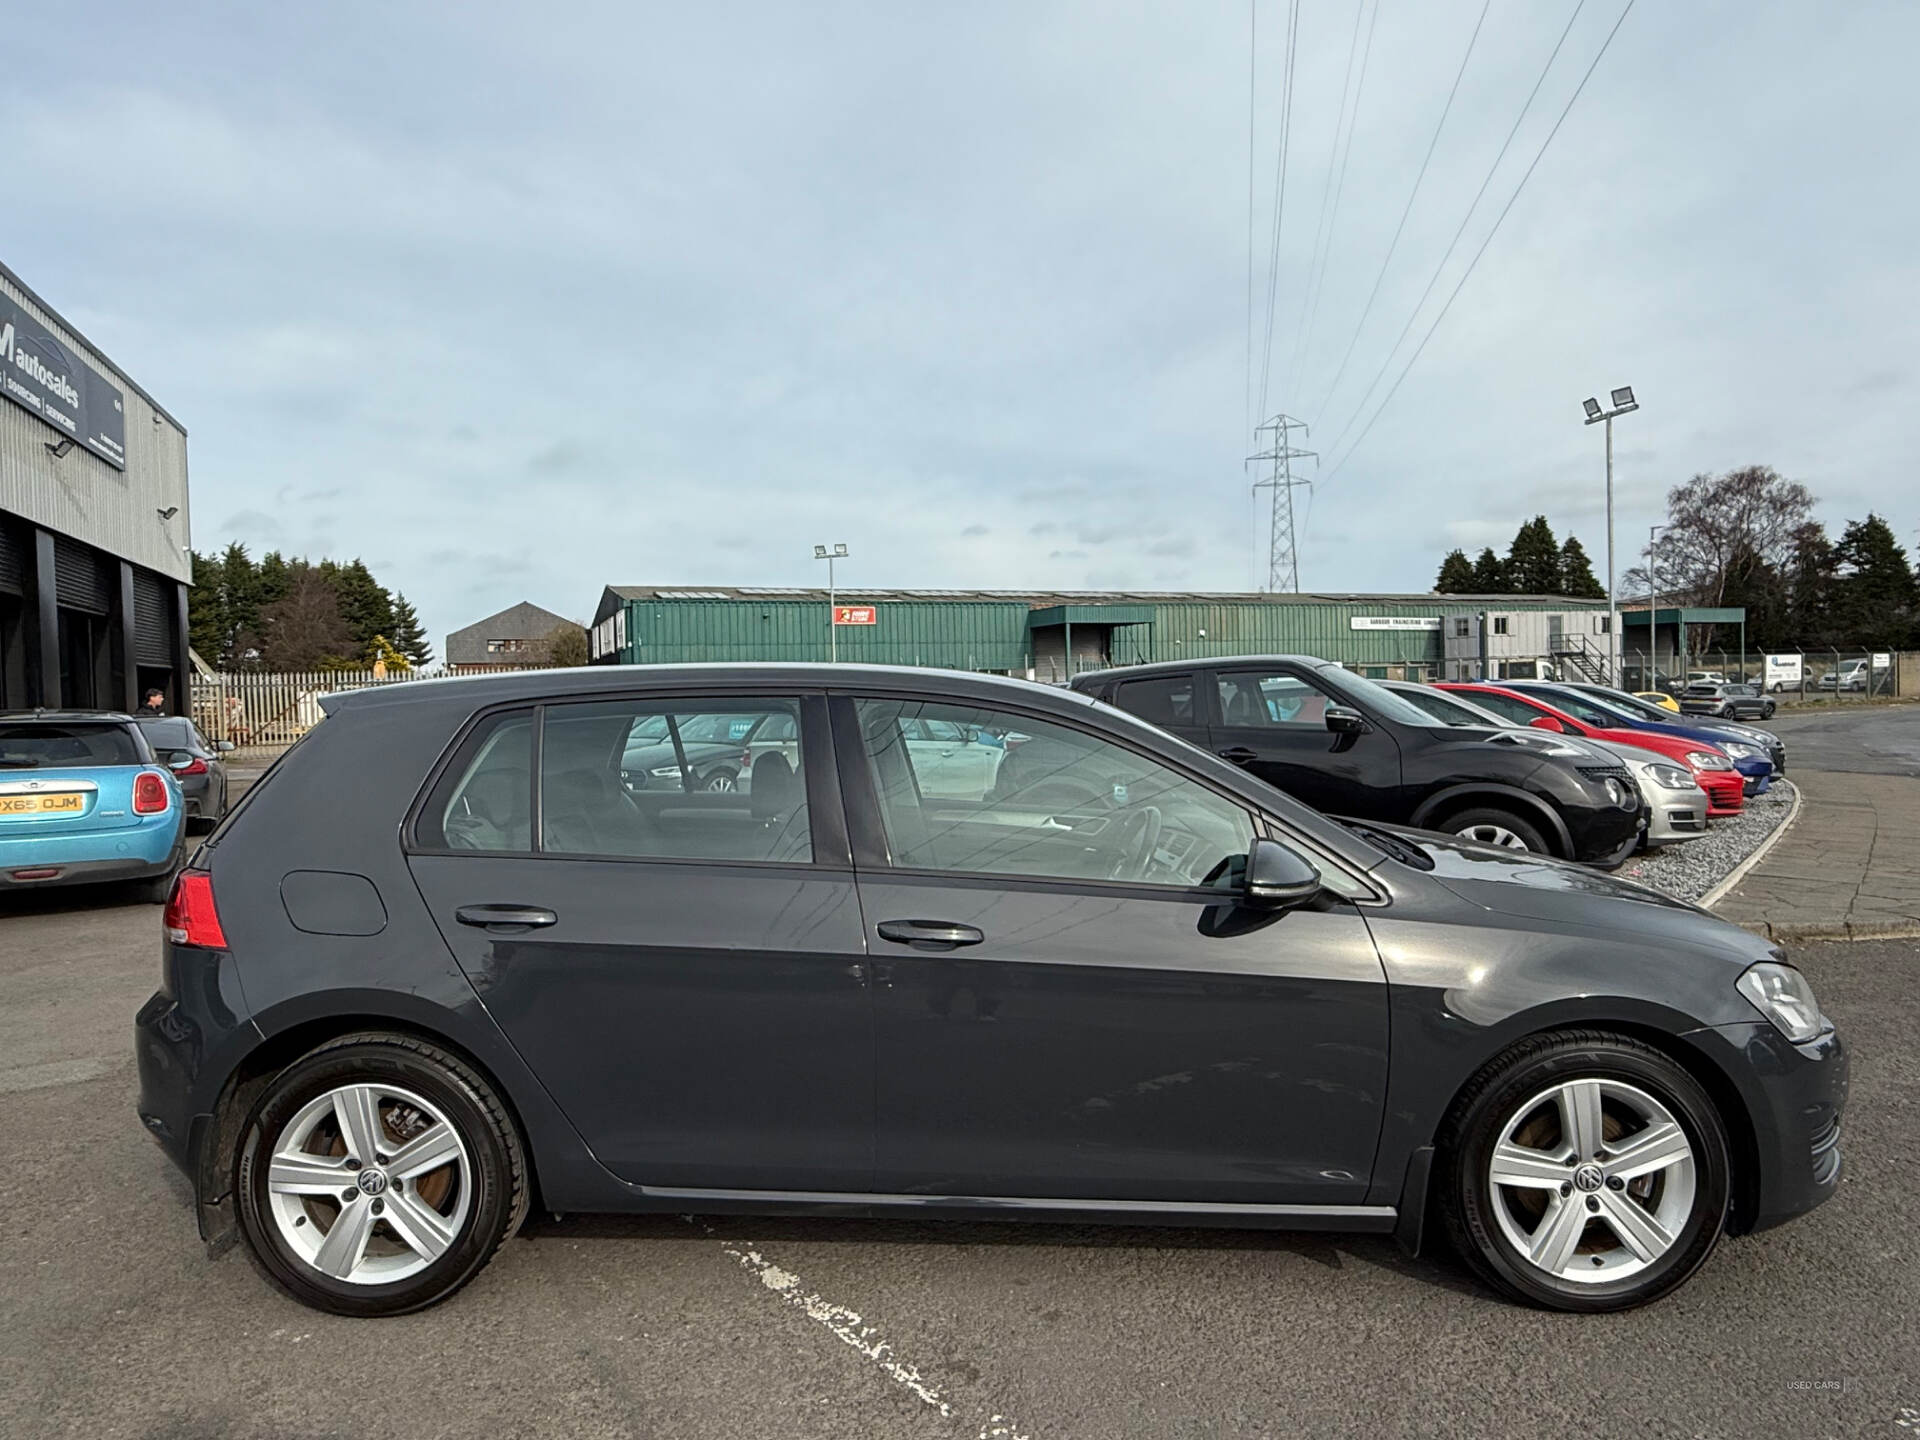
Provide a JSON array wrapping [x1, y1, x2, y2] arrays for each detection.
[[1583, 389, 1639, 687], [814, 543, 849, 662]]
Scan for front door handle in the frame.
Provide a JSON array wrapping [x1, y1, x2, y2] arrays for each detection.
[[876, 919, 985, 949], [455, 904, 558, 932], [1217, 746, 1259, 764]]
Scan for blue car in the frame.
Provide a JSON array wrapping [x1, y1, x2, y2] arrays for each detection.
[[0, 711, 188, 902], [1509, 683, 1774, 795]]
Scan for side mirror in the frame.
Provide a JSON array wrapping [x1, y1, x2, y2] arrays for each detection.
[[1242, 836, 1323, 909], [215, 740, 236, 753], [1528, 716, 1565, 732], [1324, 705, 1368, 735]]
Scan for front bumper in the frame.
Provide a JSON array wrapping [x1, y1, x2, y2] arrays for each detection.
[[1646, 788, 1712, 844], [1689, 1019, 1848, 1233]]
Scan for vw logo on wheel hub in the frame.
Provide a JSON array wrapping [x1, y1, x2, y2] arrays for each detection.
[[1573, 1163, 1605, 1193], [356, 1167, 390, 1197]]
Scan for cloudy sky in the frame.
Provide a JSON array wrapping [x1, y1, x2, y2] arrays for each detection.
[[9, 1, 1917, 650]]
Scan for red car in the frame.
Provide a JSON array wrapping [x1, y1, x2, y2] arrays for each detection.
[[1440, 683, 1745, 818]]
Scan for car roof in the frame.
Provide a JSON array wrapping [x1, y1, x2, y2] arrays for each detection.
[[317, 663, 1114, 719], [0, 709, 137, 723], [1071, 655, 1334, 686]]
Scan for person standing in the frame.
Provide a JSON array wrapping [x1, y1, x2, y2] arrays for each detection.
[[137, 688, 167, 716]]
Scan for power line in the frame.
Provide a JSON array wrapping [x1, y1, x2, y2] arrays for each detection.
[[1310, 0, 1493, 423], [1322, 0, 1589, 460], [1283, 0, 1373, 409], [1321, 0, 1639, 483], [1243, 0, 1257, 440], [1254, 0, 1301, 426]]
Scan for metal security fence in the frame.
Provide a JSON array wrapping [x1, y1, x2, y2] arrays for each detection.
[[1623, 650, 1917, 701], [188, 667, 523, 752]]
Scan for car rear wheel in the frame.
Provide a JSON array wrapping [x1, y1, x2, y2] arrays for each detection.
[[1446, 807, 1548, 855], [234, 1033, 528, 1316], [1436, 1031, 1731, 1312]]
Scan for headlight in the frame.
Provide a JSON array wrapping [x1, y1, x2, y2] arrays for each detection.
[[1649, 763, 1693, 790], [648, 765, 685, 778], [1722, 741, 1761, 761], [1603, 778, 1625, 806], [1737, 962, 1827, 1042], [1686, 750, 1733, 771]]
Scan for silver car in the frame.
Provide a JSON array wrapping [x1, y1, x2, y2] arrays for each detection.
[[1379, 682, 1710, 849]]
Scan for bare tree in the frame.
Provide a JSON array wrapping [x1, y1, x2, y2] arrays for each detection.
[[1622, 466, 1815, 605], [259, 567, 353, 670]]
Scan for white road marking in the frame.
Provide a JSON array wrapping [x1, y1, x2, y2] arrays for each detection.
[[693, 1220, 1031, 1438]]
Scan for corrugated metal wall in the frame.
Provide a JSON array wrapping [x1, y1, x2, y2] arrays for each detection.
[[614, 596, 1607, 670], [0, 270, 192, 584]]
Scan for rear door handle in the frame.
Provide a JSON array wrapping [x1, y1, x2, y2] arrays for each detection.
[[1217, 746, 1259, 764], [455, 904, 558, 932], [876, 919, 985, 949]]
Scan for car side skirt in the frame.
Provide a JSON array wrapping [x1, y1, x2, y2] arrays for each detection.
[[614, 1185, 1400, 1232]]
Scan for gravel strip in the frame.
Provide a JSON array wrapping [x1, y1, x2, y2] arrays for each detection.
[[1615, 779, 1797, 902]]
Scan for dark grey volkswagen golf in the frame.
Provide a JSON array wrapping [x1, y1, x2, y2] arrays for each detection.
[[135, 665, 1845, 1317]]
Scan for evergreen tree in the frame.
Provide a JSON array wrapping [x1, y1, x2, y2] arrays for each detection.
[[1434, 549, 1475, 593], [323, 559, 396, 653], [1469, 547, 1507, 593], [1505, 516, 1563, 595], [1833, 513, 1918, 647], [390, 594, 433, 667], [1557, 536, 1605, 599], [1785, 523, 1839, 648], [186, 549, 228, 664]]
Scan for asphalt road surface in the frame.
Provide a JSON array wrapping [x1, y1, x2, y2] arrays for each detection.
[[1770, 703, 1920, 776], [3, 896, 1915, 1440]]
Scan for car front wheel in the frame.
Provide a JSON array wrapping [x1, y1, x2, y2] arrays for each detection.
[[1447, 807, 1548, 855], [234, 1033, 528, 1316], [1436, 1031, 1731, 1312]]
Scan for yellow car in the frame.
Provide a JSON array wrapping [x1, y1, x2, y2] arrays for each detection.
[[1634, 690, 1681, 712]]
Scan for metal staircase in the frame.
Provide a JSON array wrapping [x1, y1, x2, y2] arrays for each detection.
[[1550, 633, 1611, 685]]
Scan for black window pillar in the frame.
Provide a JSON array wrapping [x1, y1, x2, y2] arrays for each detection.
[[114, 559, 137, 712], [170, 581, 191, 719], [25, 527, 60, 707]]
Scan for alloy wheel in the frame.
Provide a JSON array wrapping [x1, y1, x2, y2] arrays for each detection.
[[704, 772, 737, 793], [1487, 1079, 1696, 1285], [264, 1082, 473, 1285], [1457, 823, 1530, 850]]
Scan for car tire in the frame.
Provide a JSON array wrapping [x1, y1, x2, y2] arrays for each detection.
[[1446, 807, 1550, 855], [702, 770, 739, 793], [234, 1032, 529, 1317], [1435, 1030, 1731, 1313]]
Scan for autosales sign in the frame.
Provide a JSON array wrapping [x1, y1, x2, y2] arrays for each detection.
[[0, 294, 127, 470], [833, 605, 877, 626]]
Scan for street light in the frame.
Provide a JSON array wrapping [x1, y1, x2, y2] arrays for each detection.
[[1582, 386, 1639, 685], [1648, 522, 1669, 687], [813, 543, 849, 662]]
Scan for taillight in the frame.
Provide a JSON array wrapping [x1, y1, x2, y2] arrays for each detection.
[[174, 757, 209, 777], [132, 771, 170, 814], [163, 872, 228, 949]]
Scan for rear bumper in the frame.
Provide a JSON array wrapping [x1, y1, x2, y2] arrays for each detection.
[[0, 812, 181, 889], [135, 942, 257, 1207]]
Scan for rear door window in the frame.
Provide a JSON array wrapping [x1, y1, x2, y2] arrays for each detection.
[[1113, 674, 1198, 729], [422, 711, 535, 852]]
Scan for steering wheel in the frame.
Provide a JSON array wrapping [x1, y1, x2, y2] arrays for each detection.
[[1106, 805, 1164, 882]]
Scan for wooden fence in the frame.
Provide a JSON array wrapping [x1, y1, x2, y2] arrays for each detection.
[[189, 667, 523, 751]]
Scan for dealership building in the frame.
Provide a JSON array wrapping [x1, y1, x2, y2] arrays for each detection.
[[0, 263, 191, 713], [590, 585, 1616, 680]]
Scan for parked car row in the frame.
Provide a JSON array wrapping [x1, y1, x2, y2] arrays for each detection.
[[1068, 660, 1782, 869], [133, 660, 1841, 1322]]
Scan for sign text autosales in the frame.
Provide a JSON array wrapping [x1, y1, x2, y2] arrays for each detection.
[[0, 293, 127, 470]]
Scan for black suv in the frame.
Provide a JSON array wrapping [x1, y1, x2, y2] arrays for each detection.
[[1073, 657, 1642, 866]]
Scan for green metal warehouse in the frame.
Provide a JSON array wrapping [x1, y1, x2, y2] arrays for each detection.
[[588, 586, 1614, 681]]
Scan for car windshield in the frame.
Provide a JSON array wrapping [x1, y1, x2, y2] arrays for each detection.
[[136, 718, 195, 749], [1521, 686, 1635, 728], [1591, 689, 1670, 720], [1318, 668, 1453, 727], [0, 722, 142, 768], [1388, 685, 1515, 728]]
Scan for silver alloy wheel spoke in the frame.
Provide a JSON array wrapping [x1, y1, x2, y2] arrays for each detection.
[[1528, 1195, 1589, 1274], [1489, 1141, 1570, 1189], [268, 1151, 351, 1195], [312, 1193, 378, 1278], [385, 1121, 462, 1181], [1602, 1121, 1690, 1182], [1598, 1190, 1674, 1263], [381, 1190, 457, 1262], [1557, 1081, 1606, 1162], [1460, 824, 1526, 849], [333, 1084, 385, 1163]]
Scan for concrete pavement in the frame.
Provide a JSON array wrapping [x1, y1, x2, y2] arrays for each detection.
[[1714, 708, 1920, 940]]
